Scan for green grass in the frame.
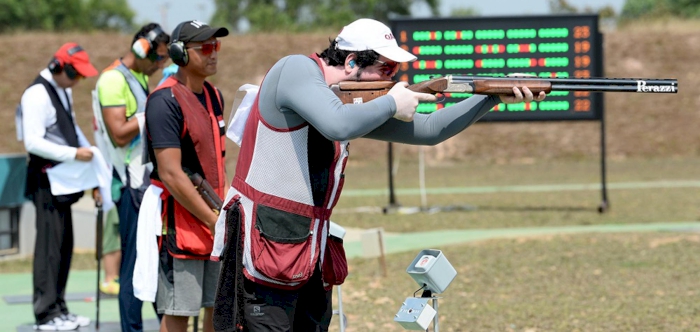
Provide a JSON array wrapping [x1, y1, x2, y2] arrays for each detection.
[[333, 157, 700, 232], [337, 233, 700, 332], [0, 250, 97, 273], [343, 156, 700, 189], [334, 187, 700, 232], [326, 157, 700, 331]]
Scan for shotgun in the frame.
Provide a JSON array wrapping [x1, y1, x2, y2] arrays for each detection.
[[330, 75, 678, 104]]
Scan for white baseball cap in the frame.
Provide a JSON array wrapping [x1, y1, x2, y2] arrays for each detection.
[[335, 18, 417, 62]]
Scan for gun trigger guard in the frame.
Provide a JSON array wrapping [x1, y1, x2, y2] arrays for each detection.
[[435, 93, 446, 104]]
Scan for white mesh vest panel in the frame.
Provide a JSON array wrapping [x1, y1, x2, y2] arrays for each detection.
[[244, 121, 314, 205]]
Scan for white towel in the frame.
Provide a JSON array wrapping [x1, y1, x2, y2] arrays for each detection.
[[211, 186, 238, 260], [46, 147, 114, 211], [133, 184, 163, 302], [226, 84, 259, 146]]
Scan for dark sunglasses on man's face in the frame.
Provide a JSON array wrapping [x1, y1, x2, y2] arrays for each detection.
[[148, 53, 167, 62], [375, 59, 399, 76], [187, 40, 221, 56]]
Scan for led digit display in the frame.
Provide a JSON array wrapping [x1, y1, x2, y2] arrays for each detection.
[[391, 15, 603, 121]]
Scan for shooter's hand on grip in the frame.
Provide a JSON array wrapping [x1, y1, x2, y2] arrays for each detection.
[[388, 82, 437, 122]]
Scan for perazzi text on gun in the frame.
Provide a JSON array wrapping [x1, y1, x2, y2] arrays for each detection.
[[330, 75, 678, 104]]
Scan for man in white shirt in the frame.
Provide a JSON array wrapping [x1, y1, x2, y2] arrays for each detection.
[[20, 42, 100, 331]]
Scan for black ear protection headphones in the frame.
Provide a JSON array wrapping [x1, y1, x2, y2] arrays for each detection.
[[132, 25, 165, 61], [48, 45, 83, 80], [168, 22, 188, 67]]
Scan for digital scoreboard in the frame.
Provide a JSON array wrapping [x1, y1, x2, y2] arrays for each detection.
[[391, 15, 603, 121]]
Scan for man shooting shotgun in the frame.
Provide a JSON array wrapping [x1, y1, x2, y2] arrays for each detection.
[[331, 75, 679, 104], [211, 18, 546, 332]]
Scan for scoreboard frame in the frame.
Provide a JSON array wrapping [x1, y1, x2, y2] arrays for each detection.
[[391, 14, 604, 122], [383, 15, 611, 214]]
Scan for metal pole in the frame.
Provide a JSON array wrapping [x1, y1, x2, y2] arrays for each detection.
[[597, 31, 609, 214], [95, 204, 103, 330], [598, 107, 609, 213], [418, 146, 427, 210], [377, 229, 388, 277], [337, 285, 345, 332], [432, 297, 439, 332], [387, 142, 397, 210]]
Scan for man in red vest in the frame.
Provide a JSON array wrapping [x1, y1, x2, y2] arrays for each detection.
[[144, 20, 228, 332]]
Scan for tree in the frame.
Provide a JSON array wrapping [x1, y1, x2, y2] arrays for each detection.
[[549, 0, 579, 14], [0, 0, 134, 32], [450, 6, 480, 17], [211, 0, 440, 32], [671, 0, 700, 18], [619, 0, 700, 20], [619, 0, 668, 20], [548, 0, 617, 20], [85, 0, 134, 31], [597, 5, 616, 20]]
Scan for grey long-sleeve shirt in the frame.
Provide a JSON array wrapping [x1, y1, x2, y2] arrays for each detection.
[[258, 55, 499, 145]]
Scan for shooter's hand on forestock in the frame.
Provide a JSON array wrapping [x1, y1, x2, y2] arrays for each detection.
[[387, 81, 437, 122], [498, 73, 547, 104], [497, 86, 547, 104]]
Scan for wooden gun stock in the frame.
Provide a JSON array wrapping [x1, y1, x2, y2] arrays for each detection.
[[189, 173, 223, 215], [472, 79, 552, 95], [408, 77, 450, 94], [330, 77, 449, 104], [330, 81, 394, 104]]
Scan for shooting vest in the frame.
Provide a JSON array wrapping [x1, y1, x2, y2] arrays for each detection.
[[215, 54, 349, 290], [23, 75, 84, 204], [150, 77, 226, 260], [92, 60, 150, 192]]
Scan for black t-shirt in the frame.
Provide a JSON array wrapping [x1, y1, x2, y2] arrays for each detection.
[[145, 85, 224, 181]]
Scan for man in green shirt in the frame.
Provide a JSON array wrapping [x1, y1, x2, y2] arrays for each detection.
[[92, 22, 170, 332]]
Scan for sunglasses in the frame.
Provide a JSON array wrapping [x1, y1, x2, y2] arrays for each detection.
[[375, 59, 399, 76], [148, 53, 167, 62], [187, 40, 221, 56]]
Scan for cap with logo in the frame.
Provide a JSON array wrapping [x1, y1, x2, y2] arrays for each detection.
[[173, 20, 229, 44], [169, 20, 230, 67], [53, 42, 98, 77], [335, 18, 417, 63]]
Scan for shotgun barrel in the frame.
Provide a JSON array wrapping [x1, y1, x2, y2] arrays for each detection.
[[330, 75, 678, 104]]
